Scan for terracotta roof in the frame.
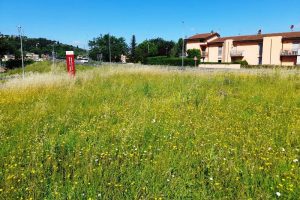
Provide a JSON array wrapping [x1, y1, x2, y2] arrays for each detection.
[[208, 31, 300, 44], [186, 32, 220, 41]]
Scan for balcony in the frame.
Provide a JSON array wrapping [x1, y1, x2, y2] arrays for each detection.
[[230, 50, 244, 57], [201, 51, 208, 58], [280, 49, 299, 56]]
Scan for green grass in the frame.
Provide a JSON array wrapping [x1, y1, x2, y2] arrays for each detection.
[[3, 61, 93, 76], [0, 66, 300, 199]]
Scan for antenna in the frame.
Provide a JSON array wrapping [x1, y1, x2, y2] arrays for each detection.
[[290, 25, 295, 32]]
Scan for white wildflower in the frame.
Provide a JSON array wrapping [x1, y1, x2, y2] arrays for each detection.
[[293, 159, 298, 163], [276, 192, 281, 197]]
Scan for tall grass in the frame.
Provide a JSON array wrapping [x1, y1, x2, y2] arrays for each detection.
[[0, 66, 300, 199]]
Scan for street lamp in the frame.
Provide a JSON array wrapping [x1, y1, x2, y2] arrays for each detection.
[[181, 21, 185, 68], [17, 26, 25, 79]]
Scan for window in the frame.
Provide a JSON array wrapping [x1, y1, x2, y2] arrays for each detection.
[[218, 46, 222, 57], [292, 42, 300, 50]]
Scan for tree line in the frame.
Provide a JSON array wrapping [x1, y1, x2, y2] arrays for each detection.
[[0, 33, 87, 60], [88, 34, 186, 63]]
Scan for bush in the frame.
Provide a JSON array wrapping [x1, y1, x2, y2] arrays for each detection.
[[233, 60, 248, 67], [4, 59, 34, 69]]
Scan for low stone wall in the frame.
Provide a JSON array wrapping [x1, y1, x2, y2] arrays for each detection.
[[199, 64, 241, 69]]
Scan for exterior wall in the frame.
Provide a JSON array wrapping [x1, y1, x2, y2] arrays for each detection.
[[223, 40, 233, 63], [262, 36, 282, 65], [234, 42, 260, 65], [207, 45, 220, 62], [186, 42, 201, 50], [199, 64, 240, 69]]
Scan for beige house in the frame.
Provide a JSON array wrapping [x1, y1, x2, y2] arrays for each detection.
[[185, 32, 220, 62], [186, 31, 300, 66]]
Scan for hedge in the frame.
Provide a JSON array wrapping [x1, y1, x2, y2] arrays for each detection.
[[4, 59, 34, 69]]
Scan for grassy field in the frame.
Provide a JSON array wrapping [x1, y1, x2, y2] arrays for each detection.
[[0, 62, 300, 199]]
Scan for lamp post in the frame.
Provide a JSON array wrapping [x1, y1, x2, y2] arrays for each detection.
[[52, 43, 55, 69], [181, 21, 185, 68], [17, 26, 25, 79]]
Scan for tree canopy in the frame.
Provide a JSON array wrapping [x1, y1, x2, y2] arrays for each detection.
[[88, 34, 128, 62], [0, 33, 86, 59]]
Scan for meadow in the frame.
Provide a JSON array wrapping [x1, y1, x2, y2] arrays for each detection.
[[0, 62, 300, 199]]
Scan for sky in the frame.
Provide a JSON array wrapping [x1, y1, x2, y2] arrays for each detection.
[[1, 0, 300, 49]]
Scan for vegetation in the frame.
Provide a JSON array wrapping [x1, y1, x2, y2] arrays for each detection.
[[0, 64, 299, 199], [187, 49, 201, 60], [129, 35, 137, 62], [0, 33, 87, 59], [2, 61, 93, 77], [145, 56, 198, 66], [88, 34, 128, 62], [135, 38, 176, 63]]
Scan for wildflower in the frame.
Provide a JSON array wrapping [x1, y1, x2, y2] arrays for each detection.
[[209, 177, 213, 181], [281, 148, 285, 152], [151, 119, 156, 123], [293, 159, 298, 163], [276, 192, 281, 197]]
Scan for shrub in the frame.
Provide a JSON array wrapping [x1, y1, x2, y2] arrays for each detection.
[[233, 60, 248, 67]]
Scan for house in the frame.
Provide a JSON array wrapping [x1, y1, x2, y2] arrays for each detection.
[[25, 53, 40, 61], [1, 54, 15, 62], [186, 31, 300, 66], [185, 32, 220, 62]]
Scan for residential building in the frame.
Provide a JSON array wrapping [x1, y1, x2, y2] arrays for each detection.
[[185, 32, 220, 62], [1, 54, 15, 62], [25, 53, 40, 61], [186, 31, 300, 66]]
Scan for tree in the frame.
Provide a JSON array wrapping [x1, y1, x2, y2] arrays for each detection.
[[130, 35, 137, 62], [135, 40, 158, 63], [89, 34, 128, 62], [187, 49, 201, 60], [135, 38, 175, 63], [170, 38, 186, 57]]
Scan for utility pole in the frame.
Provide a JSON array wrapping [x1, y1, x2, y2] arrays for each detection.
[[108, 34, 112, 65], [17, 26, 25, 79], [52, 43, 55, 69], [181, 21, 185, 68]]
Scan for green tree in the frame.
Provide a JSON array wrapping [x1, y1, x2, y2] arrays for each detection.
[[170, 38, 185, 57], [187, 49, 201, 60], [89, 34, 128, 62], [130, 35, 137, 62], [135, 38, 175, 63]]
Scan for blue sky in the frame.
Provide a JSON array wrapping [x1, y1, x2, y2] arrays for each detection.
[[1, 0, 300, 48]]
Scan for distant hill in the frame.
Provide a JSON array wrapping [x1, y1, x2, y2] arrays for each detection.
[[0, 33, 87, 59]]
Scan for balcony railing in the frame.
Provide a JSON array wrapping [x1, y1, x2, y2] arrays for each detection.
[[230, 50, 244, 57], [280, 49, 299, 56], [201, 51, 208, 57]]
